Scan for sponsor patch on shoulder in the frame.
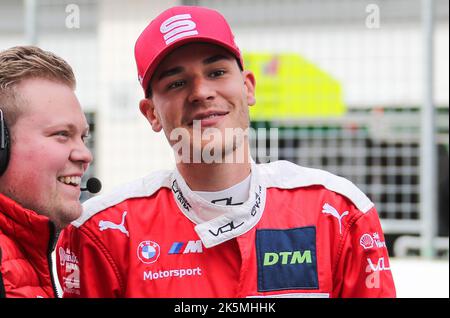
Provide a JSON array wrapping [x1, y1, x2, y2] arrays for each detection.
[[256, 227, 318, 292]]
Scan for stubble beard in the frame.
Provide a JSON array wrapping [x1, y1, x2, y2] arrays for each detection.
[[8, 188, 83, 229]]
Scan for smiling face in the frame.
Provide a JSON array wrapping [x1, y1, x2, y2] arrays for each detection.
[[0, 78, 92, 228], [139, 43, 256, 163]]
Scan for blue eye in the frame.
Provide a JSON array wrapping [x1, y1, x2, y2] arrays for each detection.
[[56, 131, 70, 137]]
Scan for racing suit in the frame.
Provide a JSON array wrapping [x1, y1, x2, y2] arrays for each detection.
[[56, 160, 396, 297]]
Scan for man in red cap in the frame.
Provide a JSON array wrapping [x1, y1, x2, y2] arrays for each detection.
[[56, 6, 396, 298]]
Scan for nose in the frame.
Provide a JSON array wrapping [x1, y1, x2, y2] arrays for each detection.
[[70, 140, 93, 167], [187, 77, 216, 104]]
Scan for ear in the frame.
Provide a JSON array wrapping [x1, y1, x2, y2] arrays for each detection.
[[139, 98, 162, 132], [243, 70, 256, 106]]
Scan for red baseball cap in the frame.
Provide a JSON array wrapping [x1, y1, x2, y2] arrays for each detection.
[[134, 6, 244, 95]]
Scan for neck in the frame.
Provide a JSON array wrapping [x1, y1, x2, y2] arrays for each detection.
[[177, 161, 251, 191], [176, 141, 252, 191]]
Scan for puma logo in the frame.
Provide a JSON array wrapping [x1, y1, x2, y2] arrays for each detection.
[[99, 211, 129, 237], [321, 203, 349, 235]]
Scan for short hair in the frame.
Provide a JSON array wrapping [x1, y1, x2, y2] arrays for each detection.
[[0, 46, 76, 128]]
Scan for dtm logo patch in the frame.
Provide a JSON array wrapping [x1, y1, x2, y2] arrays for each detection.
[[256, 227, 318, 292]]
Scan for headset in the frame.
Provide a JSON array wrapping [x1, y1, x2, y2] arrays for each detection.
[[0, 109, 10, 176]]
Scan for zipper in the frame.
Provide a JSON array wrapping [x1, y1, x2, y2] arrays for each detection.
[[0, 247, 6, 298], [47, 221, 60, 298]]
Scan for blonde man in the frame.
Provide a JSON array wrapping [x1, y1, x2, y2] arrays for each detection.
[[0, 46, 92, 298]]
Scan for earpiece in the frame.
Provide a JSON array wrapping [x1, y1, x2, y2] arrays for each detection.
[[0, 109, 11, 176]]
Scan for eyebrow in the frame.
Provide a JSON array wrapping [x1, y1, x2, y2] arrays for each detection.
[[203, 54, 231, 65], [156, 54, 232, 82], [157, 66, 184, 82], [47, 123, 90, 134]]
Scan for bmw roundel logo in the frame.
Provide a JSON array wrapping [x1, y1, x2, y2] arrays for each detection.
[[137, 240, 161, 264]]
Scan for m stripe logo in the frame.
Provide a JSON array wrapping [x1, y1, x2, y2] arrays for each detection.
[[168, 240, 203, 254]]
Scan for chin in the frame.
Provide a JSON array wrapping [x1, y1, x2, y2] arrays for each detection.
[[54, 204, 83, 228]]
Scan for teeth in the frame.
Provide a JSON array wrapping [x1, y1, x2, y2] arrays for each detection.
[[58, 176, 81, 186], [200, 114, 218, 119]]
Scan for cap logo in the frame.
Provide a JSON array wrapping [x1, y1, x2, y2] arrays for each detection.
[[160, 14, 199, 45]]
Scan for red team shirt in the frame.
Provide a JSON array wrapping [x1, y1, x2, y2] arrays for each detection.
[[56, 161, 396, 297]]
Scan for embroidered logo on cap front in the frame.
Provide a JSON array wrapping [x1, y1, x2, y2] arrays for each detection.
[[160, 14, 199, 45], [137, 240, 161, 264]]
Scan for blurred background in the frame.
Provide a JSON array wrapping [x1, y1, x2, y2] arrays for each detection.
[[1, 0, 448, 297]]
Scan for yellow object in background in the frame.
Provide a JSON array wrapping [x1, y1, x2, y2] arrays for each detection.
[[244, 53, 346, 120]]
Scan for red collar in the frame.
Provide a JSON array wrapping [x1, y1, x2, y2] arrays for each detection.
[[0, 193, 53, 255]]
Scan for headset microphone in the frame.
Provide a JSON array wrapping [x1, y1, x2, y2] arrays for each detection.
[[81, 177, 102, 194]]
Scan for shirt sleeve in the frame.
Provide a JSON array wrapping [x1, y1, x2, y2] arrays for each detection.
[[55, 225, 123, 298], [332, 206, 397, 297]]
